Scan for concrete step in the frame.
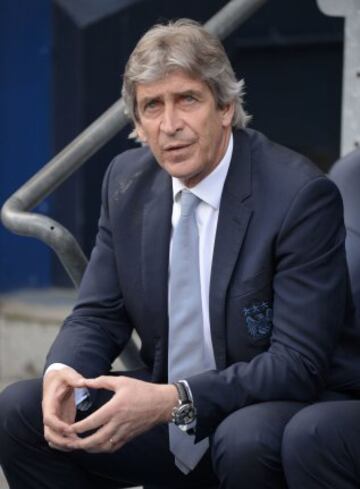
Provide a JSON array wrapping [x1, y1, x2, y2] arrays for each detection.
[[0, 288, 76, 385], [0, 287, 138, 385], [0, 467, 8, 489]]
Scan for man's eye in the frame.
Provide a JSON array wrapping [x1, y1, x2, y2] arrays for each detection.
[[183, 95, 196, 103], [144, 100, 159, 111]]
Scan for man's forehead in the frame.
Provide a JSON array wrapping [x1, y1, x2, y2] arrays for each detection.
[[135, 70, 210, 100]]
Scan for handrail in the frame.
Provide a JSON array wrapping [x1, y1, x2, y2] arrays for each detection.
[[1, 0, 267, 366], [1, 99, 127, 287]]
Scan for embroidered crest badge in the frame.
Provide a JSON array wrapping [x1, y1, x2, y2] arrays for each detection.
[[243, 301, 273, 339]]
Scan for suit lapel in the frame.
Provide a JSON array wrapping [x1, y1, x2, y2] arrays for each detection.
[[141, 168, 172, 343], [210, 130, 253, 369]]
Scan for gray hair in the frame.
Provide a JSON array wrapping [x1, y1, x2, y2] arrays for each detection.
[[122, 19, 251, 138]]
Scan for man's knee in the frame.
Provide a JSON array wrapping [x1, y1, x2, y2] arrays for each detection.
[[282, 404, 320, 465], [283, 401, 360, 488], [283, 401, 359, 470], [282, 402, 360, 487], [0, 379, 43, 462], [212, 407, 271, 471], [0, 378, 43, 424], [211, 401, 303, 487]]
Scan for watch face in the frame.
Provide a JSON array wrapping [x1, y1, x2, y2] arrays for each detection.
[[175, 403, 196, 425]]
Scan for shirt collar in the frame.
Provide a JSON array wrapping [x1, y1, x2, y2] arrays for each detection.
[[172, 132, 233, 209]]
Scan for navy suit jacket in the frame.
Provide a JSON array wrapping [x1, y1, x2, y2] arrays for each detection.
[[46, 129, 358, 441]]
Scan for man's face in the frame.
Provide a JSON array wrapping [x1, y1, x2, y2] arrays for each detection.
[[135, 70, 234, 188]]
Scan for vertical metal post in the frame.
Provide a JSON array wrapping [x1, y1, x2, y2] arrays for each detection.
[[317, 0, 360, 156]]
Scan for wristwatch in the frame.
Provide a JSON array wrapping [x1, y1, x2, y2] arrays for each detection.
[[171, 381, 197, 430]]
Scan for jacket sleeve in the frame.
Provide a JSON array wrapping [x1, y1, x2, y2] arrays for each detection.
[[45, 159, 133, 378], [187, 177, 349, 441]]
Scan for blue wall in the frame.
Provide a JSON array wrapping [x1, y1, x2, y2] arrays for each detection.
[[0, 0, 52, 291]]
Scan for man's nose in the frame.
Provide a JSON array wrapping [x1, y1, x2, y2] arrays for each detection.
[[160, 104, 183, 135]]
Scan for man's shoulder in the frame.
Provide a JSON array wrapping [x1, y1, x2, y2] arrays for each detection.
[[103, 145, 163, 196], [108, 145, 157, 177], [230, 129, 342, 222], [101, 145, 170, 214], [238, 128, 331, 200], [242, 128, 323, 182]]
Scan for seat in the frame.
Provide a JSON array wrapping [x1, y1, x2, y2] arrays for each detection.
[[329, 148, 360, 307]]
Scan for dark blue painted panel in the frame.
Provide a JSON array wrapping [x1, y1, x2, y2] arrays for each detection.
[[0, 0, 52, 291]]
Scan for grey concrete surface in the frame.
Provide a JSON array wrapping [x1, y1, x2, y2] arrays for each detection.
[[0, 288, 76, 384], [0, 467, 8, 489]]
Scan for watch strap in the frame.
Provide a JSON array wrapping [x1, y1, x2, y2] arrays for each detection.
[[173, 381, 189, 404], [171, 381, 196, 428]]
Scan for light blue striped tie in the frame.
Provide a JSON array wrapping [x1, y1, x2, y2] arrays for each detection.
[[168, 190, 209, 474]]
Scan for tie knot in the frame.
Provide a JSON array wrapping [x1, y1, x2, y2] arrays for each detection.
[[180, 191, 200, 217]]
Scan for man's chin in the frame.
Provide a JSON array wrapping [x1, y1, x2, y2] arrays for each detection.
[[165, 165, 196, 181], [162, 158, 194, 174]]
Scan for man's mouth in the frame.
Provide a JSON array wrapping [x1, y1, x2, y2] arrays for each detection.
[[163, 142, 194, 152]]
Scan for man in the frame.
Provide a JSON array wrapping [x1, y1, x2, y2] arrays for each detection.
[[0, 19, 358, 489]]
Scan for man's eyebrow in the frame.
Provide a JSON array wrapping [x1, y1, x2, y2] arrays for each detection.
[[139, 95, 161, 106], [139, 88, 203, 105], [176, 89, 202, 98]]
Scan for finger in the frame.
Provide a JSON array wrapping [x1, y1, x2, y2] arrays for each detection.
[[48, 440, 74, 452], [105, 429, 137, 454], [43, 388, 67, 410], [88, 437, 125, 454], [44, 412, 73, 434], [107, 438, 126, 453], [73, 422, 118, 452], [78, 430, 127, 454], [71, 401, 113, 434], [61, 374, 87, 390], [58, 368, 86, 387], [44, 422, 77, 443], [44, 425, 76, 452], [43, 389, 77, 435], [79, 376, 117, 391], [44, 369, 84, 393], [42, 386, 72, 414]]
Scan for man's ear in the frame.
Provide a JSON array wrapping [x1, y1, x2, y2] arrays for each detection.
[[221, 102, 235, 128], [135, 121, 147, 143]]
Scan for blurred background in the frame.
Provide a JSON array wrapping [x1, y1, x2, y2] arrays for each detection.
[[0, 0, 344, 293]]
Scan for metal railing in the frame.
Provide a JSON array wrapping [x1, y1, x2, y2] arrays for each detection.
[[1, 0, 267, 367]]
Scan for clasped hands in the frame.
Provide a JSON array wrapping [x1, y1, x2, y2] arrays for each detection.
[[43, 367, 178, 453]]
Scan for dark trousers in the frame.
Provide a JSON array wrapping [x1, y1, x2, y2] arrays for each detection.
[[283, 400, 360, 489], [0, 378, 308, 489]]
